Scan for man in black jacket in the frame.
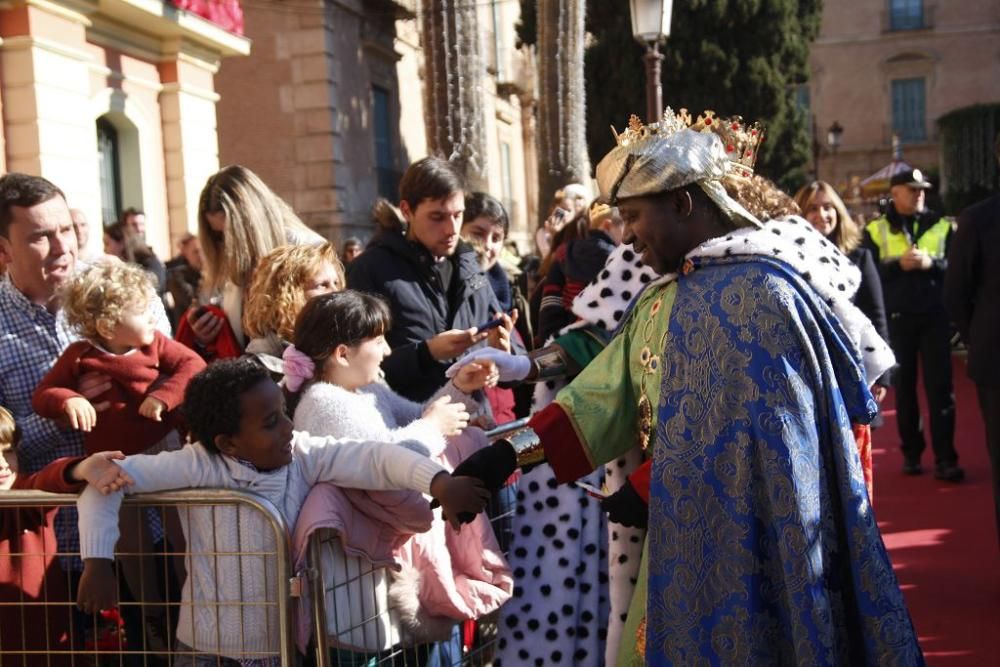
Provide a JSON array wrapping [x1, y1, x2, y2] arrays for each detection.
[[945, 137, 1000, 545], [864, 168, 963, 481], [348, 158, 521, 401]]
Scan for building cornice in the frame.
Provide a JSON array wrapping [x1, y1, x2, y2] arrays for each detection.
[[161, 79, 219, 102], [816, 22, 1000, 46], [0, 32, 91, 61]]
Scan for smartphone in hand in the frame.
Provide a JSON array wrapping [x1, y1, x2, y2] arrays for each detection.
[[477, 317, 506, 332]]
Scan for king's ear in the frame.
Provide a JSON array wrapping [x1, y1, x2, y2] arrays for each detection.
[[668, 188, 694, 218]]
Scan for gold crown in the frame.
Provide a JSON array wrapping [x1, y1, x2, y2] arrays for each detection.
[[610, 107, 765, 176]]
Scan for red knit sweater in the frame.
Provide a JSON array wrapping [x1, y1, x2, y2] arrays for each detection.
[[32, 331, 206, 456]]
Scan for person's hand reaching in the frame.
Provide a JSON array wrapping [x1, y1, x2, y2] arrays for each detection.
[[453, 360, 499, 393], [429, 472, 491, 530], [429, 440, 517, 521], [72, 451, 134, 495], [449, 440, 516, 495], [445, 348, 531, 383], [422, 396, 470, 437]]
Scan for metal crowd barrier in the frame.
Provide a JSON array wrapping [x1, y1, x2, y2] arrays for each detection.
[[0, 489, 295, 666], [1, 481, 517, 667], [309, 483, 517, 667]]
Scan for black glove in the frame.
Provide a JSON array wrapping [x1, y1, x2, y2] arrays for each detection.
[[452, 439, 517, 492], [601, 479, 648, 529], [430, 440, 517, 522]]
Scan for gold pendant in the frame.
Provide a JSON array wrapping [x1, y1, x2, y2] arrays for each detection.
[[637, 395, 652, 451]]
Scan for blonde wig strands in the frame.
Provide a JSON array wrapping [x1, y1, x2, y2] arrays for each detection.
[[723, 174, 801, 223]]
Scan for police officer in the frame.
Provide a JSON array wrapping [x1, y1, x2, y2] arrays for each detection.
[[865, 168, 964, 481]]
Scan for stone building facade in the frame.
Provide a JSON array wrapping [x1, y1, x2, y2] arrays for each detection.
[[215, 0, 537, 248], [807, 0, 1000, 201], [0, 0, 249, 259]]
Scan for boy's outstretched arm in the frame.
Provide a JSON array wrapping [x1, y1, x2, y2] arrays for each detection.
[[299, 433, 491, 525], [76, 444, 217, 611]]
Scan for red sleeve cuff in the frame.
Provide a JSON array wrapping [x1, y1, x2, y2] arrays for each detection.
[[12, 456, 86, 493], [628, 458, 651, 503], [529, 403, 594, 484]]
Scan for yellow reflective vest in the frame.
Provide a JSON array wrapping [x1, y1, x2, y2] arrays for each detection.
[[865, 215, 951, 262]]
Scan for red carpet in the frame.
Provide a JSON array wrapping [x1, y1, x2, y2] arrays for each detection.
[[873, 355, 1000, 665]]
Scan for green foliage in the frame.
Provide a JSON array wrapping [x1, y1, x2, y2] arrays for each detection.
[[938, 104, 1000, 213], [521, 0, 822, 193]]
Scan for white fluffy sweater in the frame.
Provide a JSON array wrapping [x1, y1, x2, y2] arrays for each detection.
[[293, 380, 482, 457]]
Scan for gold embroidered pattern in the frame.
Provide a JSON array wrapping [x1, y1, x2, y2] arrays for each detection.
[[635, 296, 670, 450], [645, 263, 919, 664]]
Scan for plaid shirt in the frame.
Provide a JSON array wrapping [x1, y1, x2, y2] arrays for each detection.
[[0, 272, 171, 567]]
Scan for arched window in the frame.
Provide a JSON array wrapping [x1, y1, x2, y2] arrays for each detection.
[[97, 117, 122, 227]]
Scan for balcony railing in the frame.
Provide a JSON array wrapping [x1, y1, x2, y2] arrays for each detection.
[[169, 0, 244, 35]]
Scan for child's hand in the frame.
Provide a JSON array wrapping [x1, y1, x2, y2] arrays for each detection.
[[138, 397, 166, 422], [64, 397, 97, 432], [422, 396, 470, 436], [453, 360, 499, 393], [73, 451, 134, 495], [77, 559, 118, 614], [429, 472, 490, 530], [445, 348, 532, 383]]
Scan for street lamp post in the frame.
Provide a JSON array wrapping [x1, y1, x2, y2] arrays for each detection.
[[629, 0, 673, 123], [827, 121, 844, 187], [811, 114, 821, 181]]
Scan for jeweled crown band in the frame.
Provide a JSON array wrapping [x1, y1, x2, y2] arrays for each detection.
[[611, 107, 764, 175]]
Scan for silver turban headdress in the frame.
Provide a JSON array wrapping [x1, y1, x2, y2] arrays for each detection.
[[595, 108, 764, 228]]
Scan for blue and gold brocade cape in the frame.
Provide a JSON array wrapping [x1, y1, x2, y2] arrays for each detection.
[[646, 256, 923, 665]]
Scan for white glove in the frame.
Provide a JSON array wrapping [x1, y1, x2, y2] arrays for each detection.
[[445, 347, 532, 383]]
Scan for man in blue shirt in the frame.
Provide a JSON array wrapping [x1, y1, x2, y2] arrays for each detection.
[[0, 173, 92, 576]]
